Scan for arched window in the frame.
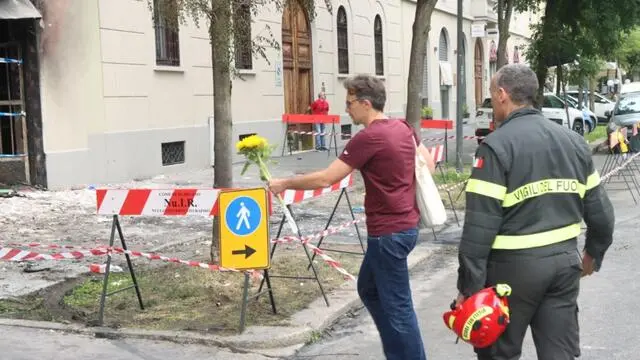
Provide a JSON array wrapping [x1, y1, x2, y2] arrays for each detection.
[[374, 15, 383, 75], [438, 29, 448, 62], [337, 6, 349, 74]]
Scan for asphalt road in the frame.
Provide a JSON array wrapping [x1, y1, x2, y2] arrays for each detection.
[[289, 153, 639, 360]]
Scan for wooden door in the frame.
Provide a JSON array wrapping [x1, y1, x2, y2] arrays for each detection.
[[282, 1, 314, 151], [474, 40, 484, 106]]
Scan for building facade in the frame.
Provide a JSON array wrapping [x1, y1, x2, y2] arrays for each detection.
[[0, 0, 537, 189]]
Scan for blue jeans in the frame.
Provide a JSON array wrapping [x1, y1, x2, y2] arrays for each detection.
[[358, 228, 427, 360], [315, 123, 326, 149]]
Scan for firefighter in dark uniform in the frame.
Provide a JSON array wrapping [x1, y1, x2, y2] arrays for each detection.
[[455, 64, 615, 360]]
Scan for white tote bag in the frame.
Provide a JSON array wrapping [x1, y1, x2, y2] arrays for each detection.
[[415, 145, 447, 229]]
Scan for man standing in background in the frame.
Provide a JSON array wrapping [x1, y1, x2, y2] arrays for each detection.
[[310, 91, 329, 151]]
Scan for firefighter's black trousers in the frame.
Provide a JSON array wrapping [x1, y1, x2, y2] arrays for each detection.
[[475, 239, 582, 360]]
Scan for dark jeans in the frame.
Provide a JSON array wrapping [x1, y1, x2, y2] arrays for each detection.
[[357, 227, 427, 360]]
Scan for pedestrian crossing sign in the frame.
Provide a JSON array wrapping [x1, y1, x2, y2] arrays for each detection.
[[219, 188, 270, 270]]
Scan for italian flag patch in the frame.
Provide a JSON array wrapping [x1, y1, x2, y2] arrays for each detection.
[[473, 157, 484, 169]]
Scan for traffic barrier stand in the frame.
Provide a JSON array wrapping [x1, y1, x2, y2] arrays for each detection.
[[428, 144, 460, 227], [256, 173, 363, 308], [95, 188, 276, 329], [281, 114, 342, 157], [600, 150, 640, 203], [600, 131, 640, 204], [420, 119, 454, 162]]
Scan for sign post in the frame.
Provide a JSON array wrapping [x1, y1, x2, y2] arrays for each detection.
[[218, 187, 276, 332]]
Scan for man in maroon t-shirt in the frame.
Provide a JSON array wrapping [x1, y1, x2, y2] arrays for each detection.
[[268, 75, 435, 360]]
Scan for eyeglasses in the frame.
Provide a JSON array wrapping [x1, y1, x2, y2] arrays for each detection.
[[346, 98, 366, 109]]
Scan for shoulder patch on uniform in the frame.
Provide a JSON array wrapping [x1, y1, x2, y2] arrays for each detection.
[[473, 157, 484, 169]]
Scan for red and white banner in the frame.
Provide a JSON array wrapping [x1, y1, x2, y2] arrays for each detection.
[[280, 173, 353, 205], [96, 189, 222, 216]]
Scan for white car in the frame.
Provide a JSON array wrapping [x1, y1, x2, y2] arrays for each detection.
[[565, 90, 615, 122], [474, 94, 593, 142], [542, 93, 594, 134], [474, 98, 494, 144]]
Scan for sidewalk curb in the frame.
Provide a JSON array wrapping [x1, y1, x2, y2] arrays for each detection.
[[590, 138, 607, 154], [0, 222, 457, 352]]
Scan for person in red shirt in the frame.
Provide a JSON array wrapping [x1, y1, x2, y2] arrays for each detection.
[[309, 92, 329, 150], [268, 75, 435, 360]]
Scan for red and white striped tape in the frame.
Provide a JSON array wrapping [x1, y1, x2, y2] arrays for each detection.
[[287, 130, 351, 137], [422, 135, 483, 142], [280, 173, 353, 205], [108, 247, 241, 273], [0, 246, 109, 262], [96, 188, 222, 216], [0, 218, 363, 280]]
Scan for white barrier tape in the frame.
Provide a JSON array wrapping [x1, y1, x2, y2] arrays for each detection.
[[287, 130, 351, 137], [437, 181, 466, 192], [600, 152, 640, 182], [422, 135, 484, 142]]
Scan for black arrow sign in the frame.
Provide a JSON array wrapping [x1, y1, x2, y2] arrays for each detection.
[[232, 245, 256, 259]]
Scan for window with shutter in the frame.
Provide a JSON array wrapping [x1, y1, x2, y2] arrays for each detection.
[[337, 7, 349, 74], [374, 15, 383, 76]]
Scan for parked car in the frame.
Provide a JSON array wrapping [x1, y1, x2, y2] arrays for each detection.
[[563, 95, 598, 131], [542, 93, 593, 135], [607, 91, 640, 134], [474, 98, 494, 144], [564, 90, 615, 123], [474, 94, 592, 143]]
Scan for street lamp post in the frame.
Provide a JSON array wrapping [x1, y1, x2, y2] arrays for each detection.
[[455, 0, 464, 173]]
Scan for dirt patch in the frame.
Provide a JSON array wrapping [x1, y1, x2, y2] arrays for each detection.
[[0, 244, 364, 335]]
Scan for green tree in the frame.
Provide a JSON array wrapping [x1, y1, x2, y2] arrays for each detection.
[[615, 28, 640, 80], [494, 0, 538, 69], [405, 0, 439, 131], [527, 0, 640, 101], [150, 0, 331, 263]]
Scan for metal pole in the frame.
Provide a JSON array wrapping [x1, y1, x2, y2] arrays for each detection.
[[455, 0, 464, 173]]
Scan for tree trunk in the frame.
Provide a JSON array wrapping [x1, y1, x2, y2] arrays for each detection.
[[496, 0, 513, 70], [405, 0, 438, 132], [577, 84, 584, 110], [589, 79, 596, 112], [556, 65, 562, 96], [210, 0, 233, 264], [534, 0, 556, 105]]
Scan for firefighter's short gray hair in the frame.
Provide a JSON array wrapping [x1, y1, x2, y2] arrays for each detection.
[[495, 64, 539, 105]]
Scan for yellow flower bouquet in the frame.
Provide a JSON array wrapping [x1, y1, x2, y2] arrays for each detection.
[[236, 135, 299, 233], [236, 134, 276, 181]]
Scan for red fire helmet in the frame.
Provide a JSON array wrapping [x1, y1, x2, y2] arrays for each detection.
[[443, 284, 512, 349]]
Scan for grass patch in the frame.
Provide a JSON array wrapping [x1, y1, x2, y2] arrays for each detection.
[[433, 165, 471, 185], [0, 245, 363, 335], [586, 124, 607, 143], [433, 165, 470, 210]]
